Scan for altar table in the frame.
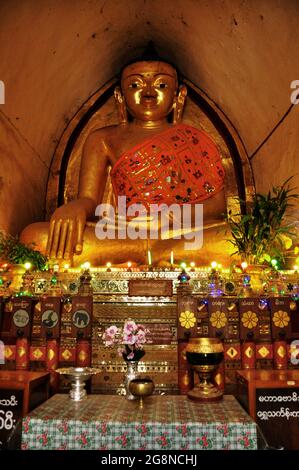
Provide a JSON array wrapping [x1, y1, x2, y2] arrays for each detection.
[[21, 394, 257, 450]]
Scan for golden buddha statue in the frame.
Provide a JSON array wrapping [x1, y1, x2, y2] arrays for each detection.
[[20, 53, 232, 267]]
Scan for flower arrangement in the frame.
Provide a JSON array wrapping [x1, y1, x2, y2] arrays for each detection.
[[103, 320, 150, 361]]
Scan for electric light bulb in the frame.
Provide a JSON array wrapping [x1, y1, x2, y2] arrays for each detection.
[[81, 262, 91, 270]]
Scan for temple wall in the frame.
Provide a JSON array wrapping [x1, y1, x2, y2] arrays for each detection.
[[0, 0, 150, 234], [251, 104, 299, 222], [0, 113, 47, 234], [146, 0, 299, 213], [0, 0, 298, 235]]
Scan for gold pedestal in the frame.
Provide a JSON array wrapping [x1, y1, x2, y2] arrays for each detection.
[[187, 364, 223, 402], [186, 337, 224, 402]]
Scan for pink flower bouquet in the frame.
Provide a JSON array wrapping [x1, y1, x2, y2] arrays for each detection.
[[103, 320, 150, 361]]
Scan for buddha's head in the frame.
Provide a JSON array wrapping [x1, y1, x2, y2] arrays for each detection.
[[121, 60, 179, 122], [116, 43, 187, 125]]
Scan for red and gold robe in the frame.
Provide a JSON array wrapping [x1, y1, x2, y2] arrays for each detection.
[[111, 123, 224, 209]]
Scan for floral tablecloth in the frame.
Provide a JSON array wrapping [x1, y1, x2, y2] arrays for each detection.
[[21, 394, 257, 450]]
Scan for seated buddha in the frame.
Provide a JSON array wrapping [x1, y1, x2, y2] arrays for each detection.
[[20, 52, 232, 267]]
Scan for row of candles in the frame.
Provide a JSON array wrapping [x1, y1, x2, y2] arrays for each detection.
[[5, 257, 299, 274], [21, 251, 179, 272], [20, 259, 217, 273]]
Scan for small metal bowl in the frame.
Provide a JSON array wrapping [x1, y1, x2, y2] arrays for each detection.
[[128, 378, 155, 408]]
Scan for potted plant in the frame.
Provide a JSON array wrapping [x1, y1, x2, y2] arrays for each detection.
[[226, 178, 299, 268], [0, 231, 47, 270]]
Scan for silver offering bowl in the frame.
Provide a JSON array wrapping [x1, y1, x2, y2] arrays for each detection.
[[129, 378, 155, 409], [56, 367, 101, 401], [185, 338, 224, 402]]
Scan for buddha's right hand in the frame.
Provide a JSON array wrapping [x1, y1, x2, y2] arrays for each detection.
[[46, 200, 87, 260]]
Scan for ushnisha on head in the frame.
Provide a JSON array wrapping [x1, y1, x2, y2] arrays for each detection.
[[114, 59, 187, 125]]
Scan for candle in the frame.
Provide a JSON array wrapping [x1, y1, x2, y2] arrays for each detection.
[[24, 262, 32, 271], [53, 264, 59, 272], [81, 262, 90, 270], [106, 262, 112, 272], [241, 261, 248, 272], [63, 263, 70, 272], [170, 251, 174, 266], [147, 250, 152, 266]]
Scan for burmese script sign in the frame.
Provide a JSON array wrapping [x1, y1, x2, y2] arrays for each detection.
[[0, 390, 22, 449], [256, 388, 299, 450], [129, 280, 173, 297]]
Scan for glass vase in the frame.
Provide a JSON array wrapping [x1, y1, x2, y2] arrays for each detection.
[[124, 360, 139, 400]]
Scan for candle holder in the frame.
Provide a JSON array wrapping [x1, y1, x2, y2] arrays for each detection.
[[106, 263, 112, 272], [190, 262, 196, 272]]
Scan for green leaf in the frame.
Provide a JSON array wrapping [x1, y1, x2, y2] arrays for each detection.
[[225, 176, 299, 265]]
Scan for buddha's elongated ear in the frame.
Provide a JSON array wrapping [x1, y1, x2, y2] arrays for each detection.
[[114, 86, 128, 125], [173, 84, 187, 124]]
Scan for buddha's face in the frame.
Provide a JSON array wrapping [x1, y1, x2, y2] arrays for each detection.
[[121, 61, 178, 122]]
